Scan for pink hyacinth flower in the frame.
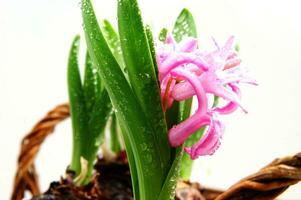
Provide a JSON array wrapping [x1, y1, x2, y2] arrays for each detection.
[[157, 33, 255, 159]]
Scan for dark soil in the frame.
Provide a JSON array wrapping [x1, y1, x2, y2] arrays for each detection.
[[30, 153, 221, 200]]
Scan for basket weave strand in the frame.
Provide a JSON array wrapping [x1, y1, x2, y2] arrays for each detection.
[[11, 104, 69, 200], [215, 153, 301, 200]]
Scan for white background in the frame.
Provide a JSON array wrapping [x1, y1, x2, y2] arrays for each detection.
[[1, 0, 301, 199]]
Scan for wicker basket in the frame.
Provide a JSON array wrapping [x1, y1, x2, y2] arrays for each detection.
[[11, 104, 301, 200]]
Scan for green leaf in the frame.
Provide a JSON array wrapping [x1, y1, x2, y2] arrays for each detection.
[[118, 0, 170, 194], [67, 35, 86, 175], [70, 48, 112, 184], [235, 43, 240, 52], [118, 125, 140, 199], [88, 90, 112, 139], [178, 98, 193, 122], [213, 95, 220, 108], [117, 0, 170, 177], [83, 52, 102, 113], [81, 0, 169, 199], [158, 147, 184, 200], [110, 114, 121, 153], [166, 101, 180, 129], [172, 8, 197, 43], [159, 28, 168, 42], [145, 25, 159, 82], [81, 88, 112, 184], [101, 20, 125, 69]]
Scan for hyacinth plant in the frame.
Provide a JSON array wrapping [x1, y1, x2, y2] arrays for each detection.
[[66, 0, 255, 199]]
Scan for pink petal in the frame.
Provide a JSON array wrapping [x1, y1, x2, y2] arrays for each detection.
[[171, 72, 248, 113], [223, 66, 258, 85], [220, 36, 235, 60], [169, 114, 211, 147], [159, 52, 208, 81], [165, 33, 176, 46], [185, 63, 204, 76], [168, 68, 209, 146], [224, 57, 241, 70], [177, 37, 198, 52], [171, 72, 240, 103], [213, 84, 241, 114], [185, 114, 224, 159], [171, 80, 195, 101]]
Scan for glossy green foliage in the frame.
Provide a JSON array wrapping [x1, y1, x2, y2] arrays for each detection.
[[81, 0, 172, 199], [158, 148, 184, 200], [79, 0, 204, 197], [101, 20, 125, 71], [67, 36, 112, 185], [68, 36, 86, 176], [145, 25, 159, 81], [117, 0, 170, 179], [110, 114, 121, 153]]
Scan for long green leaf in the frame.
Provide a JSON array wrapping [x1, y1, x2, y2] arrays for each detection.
[[145, 25, 159, 82], [118, 1, 170, 184], [67, 35, 86, 175], [110, 114, 121, 153], [158, 148, 184, 200], [81, 0, 167, 199], [88, 90, 111, 139], [84, 52, 102, 113], [101, 20, 125, 69], [82, 88, 112, 184]]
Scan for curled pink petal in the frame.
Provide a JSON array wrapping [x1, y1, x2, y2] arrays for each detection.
[[213, 84, 242, 114], [171, 72, 242, 106], [159, 52, 208, 81], [168, 68, 209, 146], [185, 114, 224, 159], [169, 114, 211, 147], [185, 63, 204, 76], [171, 80, 195, 101]]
